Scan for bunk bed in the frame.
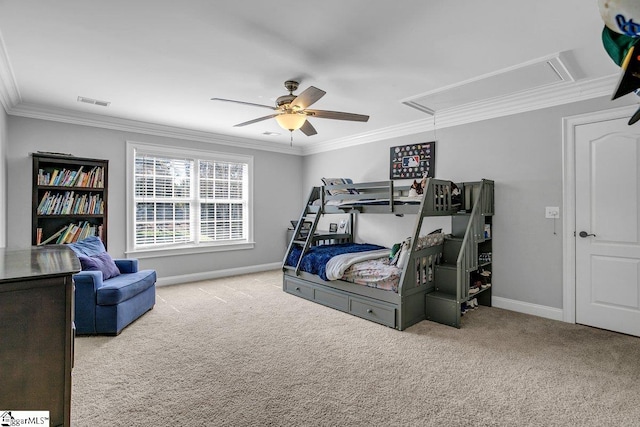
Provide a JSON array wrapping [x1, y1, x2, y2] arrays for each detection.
[[282, 178, 495, 330]]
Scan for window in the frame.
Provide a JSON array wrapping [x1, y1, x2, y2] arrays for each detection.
[[126, 142, 253, 257]]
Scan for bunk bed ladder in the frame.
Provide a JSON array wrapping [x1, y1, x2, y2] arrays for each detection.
[[282, 187, 322, 275]]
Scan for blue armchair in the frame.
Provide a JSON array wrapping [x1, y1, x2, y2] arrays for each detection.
[[67, 237, 156, 335]]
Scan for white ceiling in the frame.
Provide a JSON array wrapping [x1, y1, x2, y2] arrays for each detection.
[[0, 0, 620, 153]]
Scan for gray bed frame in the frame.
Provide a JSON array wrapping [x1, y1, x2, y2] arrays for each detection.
[[282, 179, 457, 330]]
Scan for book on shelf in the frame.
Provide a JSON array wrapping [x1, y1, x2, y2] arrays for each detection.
[[37, 191, 50, 214], [37, 221, 101, 246], [58, 223, 78, 244], [68, 166, 83, 186], [36, 227, 42, 245], [38, 225, 68, 245], [37, 191, 103, 215], [39, 165, 104, 188], [48, 169, 59, 186]]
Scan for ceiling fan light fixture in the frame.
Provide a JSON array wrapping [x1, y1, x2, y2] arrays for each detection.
[[275, 112, 307, 131]]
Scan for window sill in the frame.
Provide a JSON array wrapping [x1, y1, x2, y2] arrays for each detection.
[[125, 241, 255, 259]]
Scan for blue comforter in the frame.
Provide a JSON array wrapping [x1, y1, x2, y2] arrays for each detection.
[[285, 243, 385, 281]]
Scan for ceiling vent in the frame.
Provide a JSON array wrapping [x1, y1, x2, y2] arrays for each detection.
[[402, 54, 575, 115], [77, 96, 110, 107]]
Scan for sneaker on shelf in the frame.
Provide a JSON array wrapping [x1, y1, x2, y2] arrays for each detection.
[[481, 283, 492, 289], [469, 287, 479, 295]]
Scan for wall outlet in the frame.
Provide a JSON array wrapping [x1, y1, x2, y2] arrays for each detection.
[[545, 206, 560, 219]]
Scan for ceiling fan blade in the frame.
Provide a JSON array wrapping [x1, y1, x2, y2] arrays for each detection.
[[300, 120, 317, 136], [291, 86, 326, 109], [211, 98, 276, 111], [305, 109, 369, 122], [234, 114, 279, 127]]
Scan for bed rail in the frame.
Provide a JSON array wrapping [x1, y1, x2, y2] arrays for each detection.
[[317, 178, 457, 215]]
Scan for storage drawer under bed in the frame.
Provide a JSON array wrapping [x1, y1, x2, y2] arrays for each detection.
[[349, 297, 396, 327], [284, 278, 314, 300], [283, 274, 397, 328], [315, 287, 349, 311]]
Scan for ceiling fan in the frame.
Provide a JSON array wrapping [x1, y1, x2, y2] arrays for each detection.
[[211, 80, 369, 136]]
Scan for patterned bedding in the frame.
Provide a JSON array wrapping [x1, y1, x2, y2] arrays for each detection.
[[324, 249, 391, 280], [341, 257, 402, 292], [285, 243, 402, 292], [285, 243, 385, 281], [286, 234, 444, 293]]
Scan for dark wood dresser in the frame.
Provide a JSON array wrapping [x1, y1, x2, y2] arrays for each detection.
[[0, 245, 80, 427]]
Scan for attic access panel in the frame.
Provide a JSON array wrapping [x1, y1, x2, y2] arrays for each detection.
[[402, 55, 574, 114], [390, 142, 435, 180]]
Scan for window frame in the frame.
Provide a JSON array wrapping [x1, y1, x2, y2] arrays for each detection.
[[125, 141, 254, 258]]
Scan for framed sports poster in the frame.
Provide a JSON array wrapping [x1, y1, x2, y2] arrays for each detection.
[[389, 141, 435, 180]]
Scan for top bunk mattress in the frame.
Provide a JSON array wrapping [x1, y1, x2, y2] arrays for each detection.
[[310, 178, 460, 214], [313, 196, 423, 207]]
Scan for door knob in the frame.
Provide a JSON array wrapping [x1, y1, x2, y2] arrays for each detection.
[[579, 231, 596, 238]]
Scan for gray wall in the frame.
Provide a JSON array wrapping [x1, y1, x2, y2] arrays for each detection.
[[6, 116, 303, 280], [302, 96, 633, 310], [0, 107, 6, 248], [4, 94, 634, 307]]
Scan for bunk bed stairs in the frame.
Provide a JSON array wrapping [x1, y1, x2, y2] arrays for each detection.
[[426, 179, 494, 328]]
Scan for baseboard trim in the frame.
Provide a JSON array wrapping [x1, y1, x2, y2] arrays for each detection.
[[492, 296, 564, 322], [157, 270, 567, 323], [156, 262, 282, 287]]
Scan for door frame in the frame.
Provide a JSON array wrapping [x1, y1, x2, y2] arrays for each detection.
[[561, 104, 637, 323]]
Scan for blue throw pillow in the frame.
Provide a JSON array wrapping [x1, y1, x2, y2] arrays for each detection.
[[78, 252, 121, 280], [67, 236, 106, 257]]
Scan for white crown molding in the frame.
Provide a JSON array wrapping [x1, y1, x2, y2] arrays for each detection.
[[7, 103, 304, 155], [0, 27, 21, 112], [2, 71, 618, 158], [301, 74, 618, 155], [0, 23, 621, 157]]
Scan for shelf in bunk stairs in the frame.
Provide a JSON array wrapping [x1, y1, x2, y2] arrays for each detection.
[[426, 257, 492, 328]]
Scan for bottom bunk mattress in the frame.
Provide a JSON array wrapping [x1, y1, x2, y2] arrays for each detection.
[[286, 233, 445, 294], [285, 243, 389, 280], [285, 242, 402, 291]]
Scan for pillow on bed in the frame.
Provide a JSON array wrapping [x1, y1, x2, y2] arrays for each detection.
[[389, 243, 401, 260], [416, 232, 445, 250], [321, 177, 360, 195], [396, 238, 411, 269], [390, 237, 412, 269]]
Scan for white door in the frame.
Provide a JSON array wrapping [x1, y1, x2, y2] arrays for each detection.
[[575, 117, 640, 336]]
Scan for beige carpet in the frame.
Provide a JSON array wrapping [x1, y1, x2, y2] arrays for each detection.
[[72, 270, 640, 426]]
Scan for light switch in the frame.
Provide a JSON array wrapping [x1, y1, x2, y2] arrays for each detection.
[[545, 206, 560, 219]]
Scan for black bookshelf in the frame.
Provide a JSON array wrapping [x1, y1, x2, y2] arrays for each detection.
[[32, 152, 109, 248]]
